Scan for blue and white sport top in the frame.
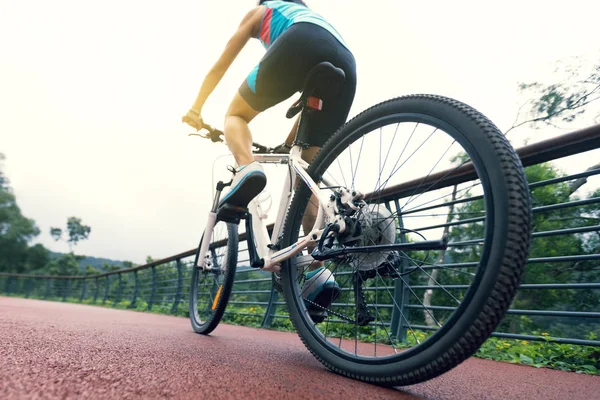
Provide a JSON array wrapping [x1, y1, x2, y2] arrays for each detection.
[[257, 1, 347, 49]]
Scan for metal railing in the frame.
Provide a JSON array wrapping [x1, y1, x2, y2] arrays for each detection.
[[1, 124, 599, 346]]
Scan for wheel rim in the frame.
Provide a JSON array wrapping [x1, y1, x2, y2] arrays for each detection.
[[285, 113, 500, 363]]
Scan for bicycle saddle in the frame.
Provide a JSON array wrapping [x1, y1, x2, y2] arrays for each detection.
[[286, 62, 346, 119]]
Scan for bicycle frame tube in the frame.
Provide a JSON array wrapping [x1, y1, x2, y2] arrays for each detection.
[[197, 146, 337, 272], [252, 146, 336, 272]]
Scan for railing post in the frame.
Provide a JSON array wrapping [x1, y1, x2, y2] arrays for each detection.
[[114, 273, 123, 306], [93, 277, 99, 303], [62, 279, 71, 302], [148, 266, 157, 310], [171, 259, 183, 314], [44, 279, 51, 299], [5, 276, 12, 294], [261, 285, 279, 328], [25, 278, 32, 298], [79, 279, 87, 302], [103, 276, 109, 303], [390, 199, 409, 342], [129, 270, 139, 308]]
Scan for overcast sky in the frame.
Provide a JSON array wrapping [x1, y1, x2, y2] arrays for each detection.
[[1, 0, 599, 264]]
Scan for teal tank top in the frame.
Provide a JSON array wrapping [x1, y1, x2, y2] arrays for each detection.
[[257, 1, 348, 49]]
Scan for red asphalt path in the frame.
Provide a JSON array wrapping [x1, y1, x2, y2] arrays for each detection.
[[1, 297, 598, 399]]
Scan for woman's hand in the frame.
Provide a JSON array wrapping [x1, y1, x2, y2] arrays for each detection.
[[182, 109, 203, 130]]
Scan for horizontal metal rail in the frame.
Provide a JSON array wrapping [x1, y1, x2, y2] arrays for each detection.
[[1, 124, 599, 348]]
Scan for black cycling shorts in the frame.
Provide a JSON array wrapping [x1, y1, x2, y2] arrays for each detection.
[[239, 22, 356, 148]]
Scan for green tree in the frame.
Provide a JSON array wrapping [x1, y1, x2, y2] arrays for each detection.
[[24, 244, 51, 272], [50, 217, 91, 252], [506, 55, 600, 135], [84, 264, 100, 276], [43, 253, 81, 276], [102, 262, 121, 273], [0, 154, 41, 273], [0, 153, 7, 190]]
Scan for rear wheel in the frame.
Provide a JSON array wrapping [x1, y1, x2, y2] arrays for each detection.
[[189, 221, 238, 335], [281, 95, 531, 385]]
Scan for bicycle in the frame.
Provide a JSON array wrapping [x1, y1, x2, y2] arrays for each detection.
[[188, 62, 532, 386]]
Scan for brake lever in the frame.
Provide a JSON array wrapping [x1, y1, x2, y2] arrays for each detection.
[[252, 142, 269, 153], [187, 125, 224, 143]]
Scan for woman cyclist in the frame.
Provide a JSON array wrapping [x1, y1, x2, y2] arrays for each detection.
[[182, 0, 356, 313]]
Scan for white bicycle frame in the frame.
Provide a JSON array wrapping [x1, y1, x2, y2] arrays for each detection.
[[196, 145, 345, 273]]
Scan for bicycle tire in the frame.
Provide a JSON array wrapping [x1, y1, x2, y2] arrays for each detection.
[[189, 221, 238, 335], [280, 94, 531, 386]]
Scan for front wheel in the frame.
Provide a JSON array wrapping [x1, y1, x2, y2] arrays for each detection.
[[281, 95, 532, 386], [189, 221, 238, 335]]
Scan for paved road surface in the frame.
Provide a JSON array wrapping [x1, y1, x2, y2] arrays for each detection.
[[1, 297, 598, 399]]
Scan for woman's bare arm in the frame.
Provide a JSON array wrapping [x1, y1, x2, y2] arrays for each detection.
[[190, 7, 264, 112]]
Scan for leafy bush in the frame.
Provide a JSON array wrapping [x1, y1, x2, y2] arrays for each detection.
[[475, 333, 599, 374]]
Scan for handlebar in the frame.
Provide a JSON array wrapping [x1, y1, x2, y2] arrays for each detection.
[[188, 122, 288, 154]]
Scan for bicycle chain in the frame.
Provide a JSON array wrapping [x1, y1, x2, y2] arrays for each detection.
[[303, 297, 357, 324]]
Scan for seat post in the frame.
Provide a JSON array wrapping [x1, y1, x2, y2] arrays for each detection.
[[293, 111, 312, 149]]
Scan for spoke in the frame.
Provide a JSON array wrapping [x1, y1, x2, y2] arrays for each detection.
[[401, 157, 471, 210], [377, 127, 382, 204], [367, 176, 478, 232], [411, 264, 463, 305], [357, 271, 398, 354], [374, 124, 400, 195], [400, 254, 477, 277], [401, 140, 457, 208], [352, 134, 366, 190], [339, 264, 355, 348], [324, 170, 342, 189], [399, 211, 485, 218], [348, 145, 354, 190], [336, 158, 348, 189], [371, 123, 419, 197], [375, 127, 438, 195], [352, 234, 422, 347], [401, 182, 482, 215], [367, 277, 398, 351], [374, 277, 378, 356], [376, 271, 421, 346], [399, 275, 443, 328]]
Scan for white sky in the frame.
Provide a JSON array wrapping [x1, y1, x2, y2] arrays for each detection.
[[1, 0, 599, 264]]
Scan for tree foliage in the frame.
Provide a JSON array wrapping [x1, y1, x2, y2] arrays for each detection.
[[43, 253, 82, 276], [507, 55, 600, 135], [0, 154, 46, 273], [0, 153, 7, 190], [50, 217, 91, 252]]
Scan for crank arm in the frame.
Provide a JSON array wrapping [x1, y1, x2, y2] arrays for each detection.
[[311, 236, 448, 261]]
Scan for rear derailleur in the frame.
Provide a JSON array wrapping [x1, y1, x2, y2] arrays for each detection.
[[353, 252, 403, 327]]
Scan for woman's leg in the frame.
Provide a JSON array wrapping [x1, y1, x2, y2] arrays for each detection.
[[225, 93, 261, 166]]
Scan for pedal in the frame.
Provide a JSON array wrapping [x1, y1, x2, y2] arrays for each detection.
[[309, 309, 328, 324], [216, 204, 247, 224]]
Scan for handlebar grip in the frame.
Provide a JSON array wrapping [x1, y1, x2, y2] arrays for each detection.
[[209, 128, 224, 143]]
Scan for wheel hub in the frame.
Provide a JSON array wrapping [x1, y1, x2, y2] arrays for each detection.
[[352, 204, 397, 270]]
